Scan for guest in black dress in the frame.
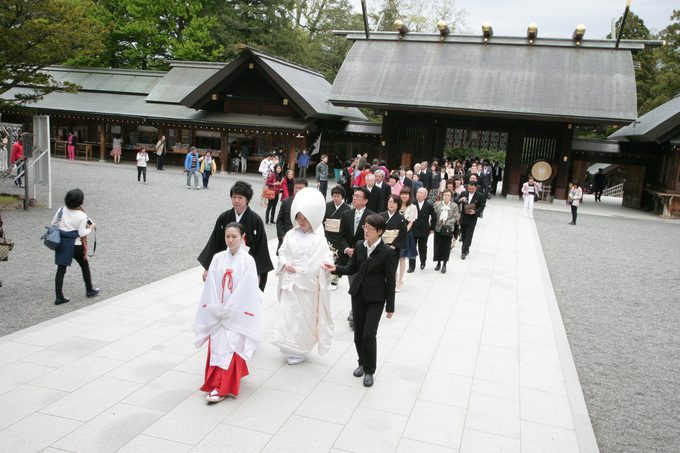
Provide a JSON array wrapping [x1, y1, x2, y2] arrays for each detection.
[[379, 194, 408, 274]]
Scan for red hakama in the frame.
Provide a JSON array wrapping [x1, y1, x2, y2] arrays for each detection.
[[200, 339, 249, 397]]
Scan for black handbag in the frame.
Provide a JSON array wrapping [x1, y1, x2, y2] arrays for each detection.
[[440, 224, 454, 237]]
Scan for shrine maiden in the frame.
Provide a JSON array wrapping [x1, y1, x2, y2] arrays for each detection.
[[193, 222, 262, 402]]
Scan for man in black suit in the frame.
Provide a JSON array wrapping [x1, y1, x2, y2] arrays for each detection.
[[276, 178, 308, 251], [480, 161, 493, 199], [374, 170, 391, 212], [363, 173, 383, 214], [339, 186, 375, 328], [491, 160, 502, 195], [324, 185, 351, 290], [458, 180, 486, 259], [410, 187, 436, 271], [198, 181, 273, 292], [323, 214, 395, 387]]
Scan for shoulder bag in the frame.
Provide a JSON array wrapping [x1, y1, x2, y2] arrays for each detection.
[[41, 207, 64, 250]]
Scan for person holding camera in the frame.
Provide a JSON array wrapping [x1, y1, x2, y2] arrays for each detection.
[[52, 189, 99, 305], [136, 147, 149, 184]]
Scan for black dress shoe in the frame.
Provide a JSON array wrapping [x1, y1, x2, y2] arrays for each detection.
[[86, 288, 100, 298], [441, 263, 447, 273], [363, 373, 374, 387], [434, 262, 441, 271], [461, 253, 466, 260], [406, 267, 414, 273], [568, 222, 575, 225], [353, 366, 365, 377], [54, 297, 70, 305], [420, 263, 425, 270]]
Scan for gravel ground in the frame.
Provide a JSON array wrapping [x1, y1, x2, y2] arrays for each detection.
[[0, 158, 284, 335], [534, 210, 680, 453]]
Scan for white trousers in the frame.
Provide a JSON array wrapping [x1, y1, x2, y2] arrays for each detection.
[[523, 195, 535, 217]]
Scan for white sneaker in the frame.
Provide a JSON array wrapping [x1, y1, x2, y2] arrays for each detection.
[[187, 186, 191, 189], [287, 356, 305, 365], [330, 284, 338, 291], [206, 389, 225, 402]]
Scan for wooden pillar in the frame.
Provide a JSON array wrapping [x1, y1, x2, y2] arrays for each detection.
[[665, 150, 680, 192], [99, 121, 106, 162], [287, 135, 296, 172], [382, 112, 394, 169], [622, 165, 645, 208], [423, 120, 435, 163], [503, 123, 525, 198], [220, 132, 228, 173], [554, 125, 574, 201]]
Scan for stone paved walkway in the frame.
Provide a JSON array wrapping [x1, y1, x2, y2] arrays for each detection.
[[0, 195, 599, 452]]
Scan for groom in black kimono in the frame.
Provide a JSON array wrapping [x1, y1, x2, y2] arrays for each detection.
[[198, 180, 274, 291]]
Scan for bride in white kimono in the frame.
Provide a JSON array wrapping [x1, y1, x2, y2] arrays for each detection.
[[193, 222, 262, 402], [270, 188, 334, 364]]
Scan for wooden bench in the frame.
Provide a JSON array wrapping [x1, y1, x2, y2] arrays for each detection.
[[645, 189, 680, 219], [54, 141, 92, 161]]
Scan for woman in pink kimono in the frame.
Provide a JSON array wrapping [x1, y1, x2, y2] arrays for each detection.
[[193, 222, 262, 403], [270, 188, 334, 364]]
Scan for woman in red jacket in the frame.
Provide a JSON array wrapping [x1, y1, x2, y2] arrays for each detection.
[[265, 164, 283, 224], [281, 169, 295, 200]]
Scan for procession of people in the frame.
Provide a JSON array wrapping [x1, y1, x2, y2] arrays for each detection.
[[186, 151, 506, 398], [35, 146, 510, 399]]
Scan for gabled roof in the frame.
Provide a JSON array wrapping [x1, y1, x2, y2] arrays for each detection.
[[5, 87, 314, 131], [146, 61, 225, 104], [181, 45, 366, 121], [46, 66, 164, 95], [609, 95, 680, 143], [330, 33, 645, 124]]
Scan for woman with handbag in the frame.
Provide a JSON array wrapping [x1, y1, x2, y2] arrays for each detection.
[[522, 175, 541, 218], [432, 189, 459, 274], [52, 189, 99, 305], [199, 150, 217, 189], [265, 164, 283, 225]]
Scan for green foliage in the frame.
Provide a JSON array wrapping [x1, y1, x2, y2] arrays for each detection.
[[0, 0, 103, 109], [444, 147, 505, 165], [68, 0, 223, 69], [640, 10, 680, 114], [608, 10, 680, 116]]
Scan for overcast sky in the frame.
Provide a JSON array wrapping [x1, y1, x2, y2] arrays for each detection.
[[348, 0, 677, 39]]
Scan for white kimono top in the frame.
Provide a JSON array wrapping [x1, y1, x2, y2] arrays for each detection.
[[193, 246, 262, 369]]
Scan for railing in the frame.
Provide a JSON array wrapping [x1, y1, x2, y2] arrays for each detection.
[[602, 183, 624, 197]]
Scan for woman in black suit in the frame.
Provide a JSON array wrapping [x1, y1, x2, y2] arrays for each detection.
[[322, 214, 395, 388], [379, 194, 407, 284]]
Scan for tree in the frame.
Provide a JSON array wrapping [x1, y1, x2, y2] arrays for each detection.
[[0, 0, 103, 109], [287, 0, 364, 80], [371, 0, 469, 33], [606, 11, 658, 116], [207, 0, 307, 64], [70, 0, 223, 70], [641, 10, 680, 114]]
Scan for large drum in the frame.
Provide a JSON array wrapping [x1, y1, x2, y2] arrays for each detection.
[[531, 160, 552, 182]]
